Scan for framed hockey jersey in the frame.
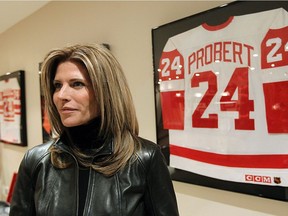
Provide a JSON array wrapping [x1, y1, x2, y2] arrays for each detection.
[[0, 70, 27, 146], [152, 1, 288, 201]]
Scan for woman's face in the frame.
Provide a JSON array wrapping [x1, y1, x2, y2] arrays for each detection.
[[53, 61, 98, 127]]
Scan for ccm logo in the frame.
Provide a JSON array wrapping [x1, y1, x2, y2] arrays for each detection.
[[245, 175, 272, 183]]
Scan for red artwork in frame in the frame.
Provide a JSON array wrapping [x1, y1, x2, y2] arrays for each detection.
[[0, 70, 27, 146]]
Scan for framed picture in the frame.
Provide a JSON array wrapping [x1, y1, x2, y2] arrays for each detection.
[[0, 70, 27, 146], [152, 1, 288, 201]]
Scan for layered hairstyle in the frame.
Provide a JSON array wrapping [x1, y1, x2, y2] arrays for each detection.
[[41, 44, 140, 176]]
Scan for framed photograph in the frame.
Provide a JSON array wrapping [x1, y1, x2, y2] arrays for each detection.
[[0, 70, 27, 146], [152, 1, 288, 201]]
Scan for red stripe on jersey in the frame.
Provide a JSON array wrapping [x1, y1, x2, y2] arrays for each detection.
[[202, 16, 234, 31], [263, 80, 288, 133], [160, 91, 184, 130], [170, 144, 288, 168], [13, 104, 21, 109]]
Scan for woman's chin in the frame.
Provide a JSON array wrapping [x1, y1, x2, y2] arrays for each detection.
[[62, 120, 83, 127]]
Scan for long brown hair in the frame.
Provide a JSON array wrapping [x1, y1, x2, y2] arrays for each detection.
[[41, 44, 140, 176]]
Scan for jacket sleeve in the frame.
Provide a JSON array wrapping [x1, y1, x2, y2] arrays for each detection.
[[144, 144, 179, 216], [9, 151, 36, 216]]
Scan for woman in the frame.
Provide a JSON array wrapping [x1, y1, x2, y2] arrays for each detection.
[[10, 44, 179, 216]]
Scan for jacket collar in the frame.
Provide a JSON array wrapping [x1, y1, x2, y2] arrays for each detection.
[[53, 137, 114, 160]]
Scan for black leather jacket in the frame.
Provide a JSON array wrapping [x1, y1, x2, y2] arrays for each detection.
[[10, 137, 179, 216]]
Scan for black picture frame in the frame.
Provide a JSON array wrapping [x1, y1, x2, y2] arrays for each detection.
[[152, 1, 288, 201], [0, 70, 27, 146]]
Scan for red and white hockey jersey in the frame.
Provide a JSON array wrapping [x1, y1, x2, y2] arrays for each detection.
[[0, 77, 22, 144], [158, 8, 288, 186]]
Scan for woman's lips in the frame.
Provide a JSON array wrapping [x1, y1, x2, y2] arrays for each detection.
[[60, 107, 77, 114]]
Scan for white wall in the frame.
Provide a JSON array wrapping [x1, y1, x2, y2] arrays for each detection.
[[0, 1, 287, 215]]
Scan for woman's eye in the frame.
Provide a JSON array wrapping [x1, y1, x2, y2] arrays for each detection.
[[53, 82, 62, 90], [72, 81, 85, 88]]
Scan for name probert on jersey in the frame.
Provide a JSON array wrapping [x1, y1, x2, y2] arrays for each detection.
[[189, 41, 254, 72]]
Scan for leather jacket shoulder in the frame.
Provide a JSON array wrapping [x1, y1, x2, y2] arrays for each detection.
[[10, 137, 179, 216]]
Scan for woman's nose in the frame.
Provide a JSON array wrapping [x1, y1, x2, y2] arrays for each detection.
[[58, 85, 71, 100]]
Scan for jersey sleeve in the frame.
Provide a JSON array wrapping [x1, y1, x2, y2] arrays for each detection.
[[158, 39, 185, 130], [261, 8, 288, 133]]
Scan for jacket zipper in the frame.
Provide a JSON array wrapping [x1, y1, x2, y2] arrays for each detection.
[[54, 142, 80, 216], [82, 167, 92, 216]]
